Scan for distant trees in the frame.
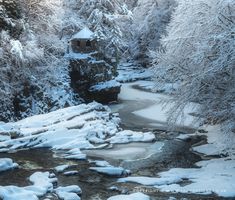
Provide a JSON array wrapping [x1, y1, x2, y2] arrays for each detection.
[[129, 0, 176, 66], [154, 0, 235, 133]]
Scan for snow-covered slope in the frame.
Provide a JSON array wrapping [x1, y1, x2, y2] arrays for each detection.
[[0, 102, 155, 159]]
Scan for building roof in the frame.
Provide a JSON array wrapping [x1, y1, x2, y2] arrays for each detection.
[[71, 27, 95, 40]]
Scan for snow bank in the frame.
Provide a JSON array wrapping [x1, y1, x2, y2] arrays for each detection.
[[90, 166, 130, 176], [54, 165, 69, 173], [119, 82, 200, 129], [0, 102, 155, 159], [0, 171, 57, 200], [63, 171, 78, 176], [0, 171, 82, 200], [193, 125, 235, 156], [89, 160, 111, 167], [135, 80, 179, 94], [89, 159, 130, 176], [65, 52, 91, 60], [106, 130, 155, 144], [107, 192, 150, 200], [0, 158, 18, 172], [89, 80, 121, 92], [116, 63, 152, 83], [118, 158, 235, 197], [55, 185, 82, 200]]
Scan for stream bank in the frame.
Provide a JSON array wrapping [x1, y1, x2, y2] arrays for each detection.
[[0, 81, 229, 200]]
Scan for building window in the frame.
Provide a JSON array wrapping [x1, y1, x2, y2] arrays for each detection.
[[77, 40, 81, 47], [86, 40, 91, 47]]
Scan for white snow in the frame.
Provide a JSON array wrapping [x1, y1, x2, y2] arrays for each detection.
[[89, 80, 121, 92], [85, 142, 164, 163], [71, 27, 95, 40], [10, 40, 24, 60], [0, 102, 155, 160], [118, 158, 235, 197], [107, 192, 150, 200], [176, 133, 196, 141], [63, 148, 87, 160], [0, 135, 11, 142], [116, 63, 152, 83], [65, 52, 91, 60], [118, 82, 200, 129], [55, 185, 81, 200], [63, 171, 78, 176], [90, 165, 130, 176], [0, 158, 18, 172], [26, 172, 57, 196], [193, 125, 235, 156], [0, 171, 57, 200], [55, 185, 81, 194], [54, 165, 69, 173], [135, 80, 179, 94], [106, 130, 155, 144], [90, 160, 111, 167]]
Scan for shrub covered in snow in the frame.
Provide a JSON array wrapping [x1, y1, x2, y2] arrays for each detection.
[[154, 0, 235, 135], [0, 0, 78, 121]]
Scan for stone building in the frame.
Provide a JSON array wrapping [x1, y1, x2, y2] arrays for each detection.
[[67, 27, 121, 103], [70, 27, 97, 53]]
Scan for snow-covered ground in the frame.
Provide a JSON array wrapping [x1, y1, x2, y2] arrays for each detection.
[[118, 157, 235, 197], [0, 171, 82, 200], [0, 171, 57, 200], [118, 81, 200, 129], [116, 63, 152, 83], [89, 80, 121, 92], [0, 102, 155, 158], [113, 81, 235, 198], [90, 166, 130, 176], [107, 192, 150, 200], [1, 78, 235, 199], [132, 80, 179, 94], [117, 124, 235, 198], [193, 125, 235, 156], [0, 158, 18, 172], [55, 185, 82, 200]]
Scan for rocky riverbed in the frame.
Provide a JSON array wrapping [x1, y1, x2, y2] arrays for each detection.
[[0, 81, 234, 200]]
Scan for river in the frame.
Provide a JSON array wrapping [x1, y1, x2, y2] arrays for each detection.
[[0, 82, 226, 200]]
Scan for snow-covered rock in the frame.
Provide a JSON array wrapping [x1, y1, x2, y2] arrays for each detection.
[[193, 125, 235, 156], [55, 185, 82, 194], [107, 192, 150, 200], [116, 63, 152, 83], [0, 158, 18, 172], [0, 102, 155, 160], [118, 158, 235, 197], [55, 185, 82, 200], [106, 130, 155, 144], [54, 165, 69, 173], [89, 80, 121, 92], [90, 166, 130, 176], [118, 82, 200, 129], [89, 160, 111, 167], [0, 171, 57, 200], [63, 171, 78, 176]]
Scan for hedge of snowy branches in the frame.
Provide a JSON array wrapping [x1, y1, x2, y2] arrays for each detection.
[[154, 0, 235, 134], [0, 0, 77, 121]]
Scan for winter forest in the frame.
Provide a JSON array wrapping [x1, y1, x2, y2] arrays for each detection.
[[0, 0, 234, 199]]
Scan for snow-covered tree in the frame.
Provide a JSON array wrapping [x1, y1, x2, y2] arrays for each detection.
[[62, 0, 132, 58], [129, 0, 176, 66], [154, 0, 235, 134], [0, 0, 77, 121]]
